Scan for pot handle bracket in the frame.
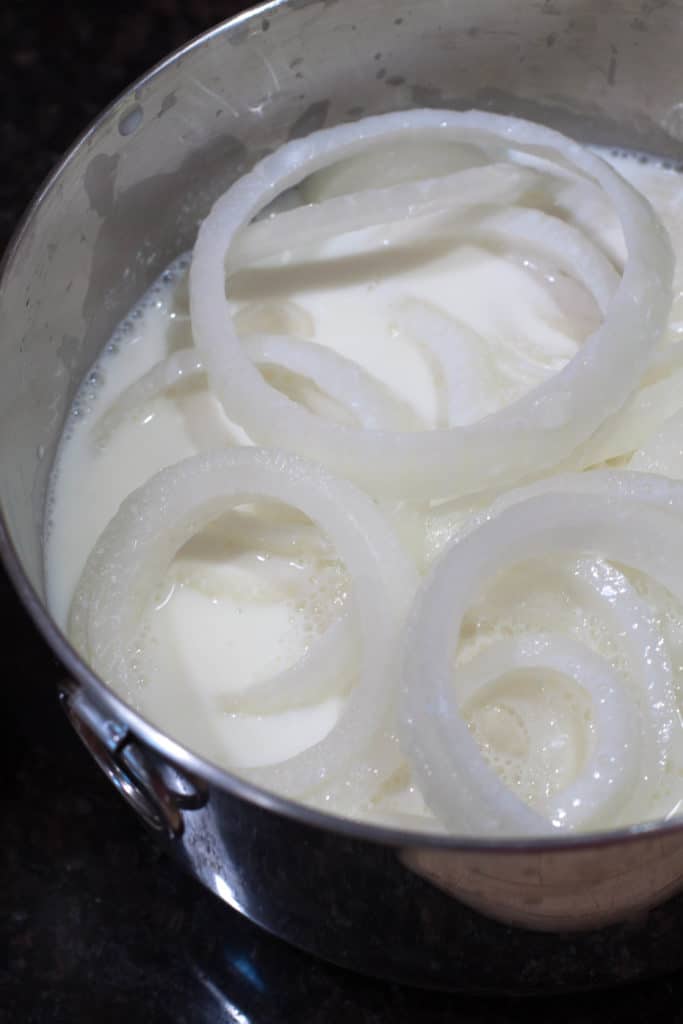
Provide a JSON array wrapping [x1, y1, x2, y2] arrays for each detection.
[[58, 678, 207, 839]]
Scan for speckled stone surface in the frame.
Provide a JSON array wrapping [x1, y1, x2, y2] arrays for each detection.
[[4, 2, 683, 1021]]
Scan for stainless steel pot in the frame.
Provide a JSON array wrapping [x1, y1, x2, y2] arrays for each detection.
[[4, 0, 683, 994]]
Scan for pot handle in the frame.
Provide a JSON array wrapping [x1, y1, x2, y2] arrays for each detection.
[[58, 678, 207, 839]]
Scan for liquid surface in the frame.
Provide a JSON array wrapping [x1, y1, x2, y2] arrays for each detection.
[[46, 147, 683, 831]]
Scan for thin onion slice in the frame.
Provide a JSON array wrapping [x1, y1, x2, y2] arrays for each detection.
[[390, 204, 618, 429], [194, 508, 329, 559], [307, 729, 406, 817], [246, 335, 420, 430], [233, 299, 315, 340], [191, 109, 672, 500], [93, 349, 203, 444], [455, 633, 640, 829], [547, 176, 626, 269], [427, 467, 683, 559], [69, 448, 416, 798], [392, 299, 500, 427], [94, 335, 417, 442], [570, 557, 674, 812], [402, 490, 683, 835], [229, 163, 537, 270], [461, 206, 619, 315], [568, 366, 683, 469], [393, 205, 618, 434], [301, 139, 488, 202], [630, 408, 683, 477]]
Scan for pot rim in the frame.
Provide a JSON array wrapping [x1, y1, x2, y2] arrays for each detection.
[[3, 0, 683, 856]]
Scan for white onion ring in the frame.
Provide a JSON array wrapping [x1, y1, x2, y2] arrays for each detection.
[[246, 335, 419, 430], [428, 467, 683, 558], [93, 349, 203, 443], [391, 203, 618, 430], [569, 366, 683, 468], [307, 730, 406, 817], [392, 299, 499, 427], [393, 207, 618, 432], [69, 448, 416, 798], [196, 508, 329, 559], [455, 633, 640, 829], [301, 139, 488, 202], [402, 490, 683, 835], [233, 299, 315, 340], [630, 408, 683, 476], [570, 557, 675, 810], [547, 176, 626, 269], [229, 163, 537, 270], [190, 109, 672, 500], [461, 206, 619, 315], [94, 335, 417, 441]]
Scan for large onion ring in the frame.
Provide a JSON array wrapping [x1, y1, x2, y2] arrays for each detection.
[[402, 489, 683, 835], [70, 448, 416, 798], [190, 109, 672, 500], [455, 633, 640, 830]]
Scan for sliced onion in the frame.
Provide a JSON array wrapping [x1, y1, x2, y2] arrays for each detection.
[[191, 109, 672, 500], [380, 498, 431, 568], [392, 299, 500, 427], [427, 467, 683, 559], [245, 335, 420, 430], [547, 176, 626, 269], [229, 163, 537, 271], [570, 557, 675, 812], [455, 633, 639, 830], [402, 490, 683, 835], [479, 467, 683, 517], [461, 206, 619, 315], [650, 339, 683, 380], [94, 348, 203, 444], [233, 300, 315, 339], [94, 335, 417, 441], [307, 730, 405, 817], [195, 508, 329, 559], [301, 139, 488, 202], [69, 448, 416, 798], [566, 366, 683, 469], [630, 408, 683, 477], [391, 204, 617, 432]]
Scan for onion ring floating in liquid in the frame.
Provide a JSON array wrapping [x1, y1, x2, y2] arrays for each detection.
[[70, 448, 416, 799], [190, 109, 673, 500], [402, 486, 683, 835]]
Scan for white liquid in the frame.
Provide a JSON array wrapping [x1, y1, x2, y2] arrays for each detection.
[[45, 149, 683, 829]]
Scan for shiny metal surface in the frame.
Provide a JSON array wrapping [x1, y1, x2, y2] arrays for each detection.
[[59, 678, 208, 837], [3, 0, 683, 992]]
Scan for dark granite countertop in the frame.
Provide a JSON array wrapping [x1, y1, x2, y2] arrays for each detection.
[[4, 2, 683, 1021]]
